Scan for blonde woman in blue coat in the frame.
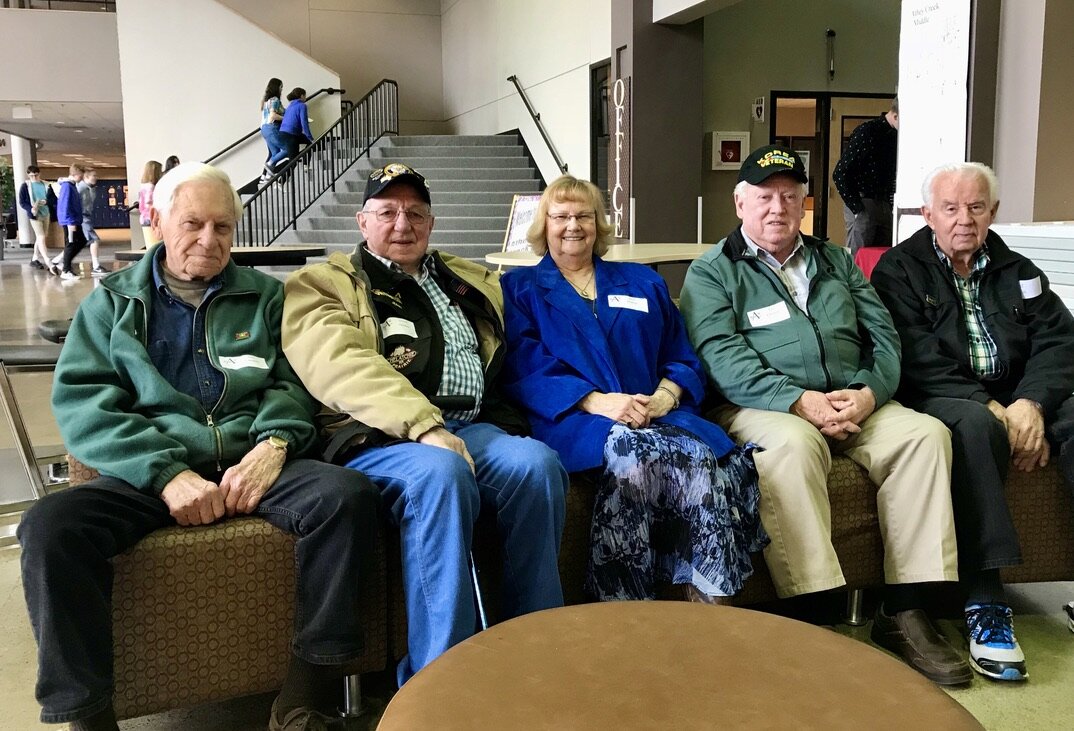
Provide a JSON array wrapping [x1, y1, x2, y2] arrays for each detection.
[[501, 175, 767, 603]]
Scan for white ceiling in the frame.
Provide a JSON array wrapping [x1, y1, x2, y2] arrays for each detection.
[[0, 100, 126, 170]]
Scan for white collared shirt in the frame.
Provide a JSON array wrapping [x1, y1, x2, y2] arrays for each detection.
[[741, 232, 811, 313]]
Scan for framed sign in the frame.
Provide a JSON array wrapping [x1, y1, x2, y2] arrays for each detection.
[[711, 131, 750, 170], [502, 194, 542, 252]]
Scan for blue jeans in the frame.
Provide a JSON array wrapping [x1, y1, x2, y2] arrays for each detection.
[[347, 421, 567, 685], [261, 123, 287, 170], [17, 459, 378, 723]]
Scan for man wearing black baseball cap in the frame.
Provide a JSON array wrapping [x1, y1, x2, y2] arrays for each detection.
[[281, 162, 568, 687], [680, 145, 968, 685]]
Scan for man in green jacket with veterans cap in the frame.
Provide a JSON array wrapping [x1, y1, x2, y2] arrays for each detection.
[[680, 144, 968, 686], [18, 162, 378, 731]]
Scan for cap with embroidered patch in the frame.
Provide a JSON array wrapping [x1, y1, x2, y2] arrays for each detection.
[[738, 145, 808, 185], [364, 162, 431, 204]]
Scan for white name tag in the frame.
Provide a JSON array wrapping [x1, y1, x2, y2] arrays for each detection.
[[746, 301, 791, 327], [607, 294, 649, 312], [380, 317, 418, 339], [1019, 276, 1042, 299], [218, 355, 269, 370]]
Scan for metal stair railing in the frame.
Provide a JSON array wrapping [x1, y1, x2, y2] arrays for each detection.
[[507, 74, 568, 174], [123, 86, 349, 217], [236, 79, 399, 248]]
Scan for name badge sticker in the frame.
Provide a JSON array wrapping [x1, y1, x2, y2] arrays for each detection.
[[1019, 276, 1042, 299], [219, 355, 269, 370], [607, 295, 649, 312], [380, 317, 418, 339], [746, 301, 791, 327]]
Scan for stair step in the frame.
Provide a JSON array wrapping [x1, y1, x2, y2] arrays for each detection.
[[283, 229, 507, 245], [385, 135, 519, 147], [329, 191, 522, 206], [305, 216, 506, 232], [367, 156, 533, 170], [317, 203, 511, 218], [373, 146, 524, 158], [344, 179, 540, 193]]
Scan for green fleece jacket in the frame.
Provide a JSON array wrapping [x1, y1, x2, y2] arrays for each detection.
[[52, 253, 319, 493], [680, 227, 901, 413]]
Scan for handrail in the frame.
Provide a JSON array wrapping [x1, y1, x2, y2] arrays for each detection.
[[235, 79, 399, 248], [124, 86, 348, 214], [203, 86, 346, 166], [506, 74, 568, 174]]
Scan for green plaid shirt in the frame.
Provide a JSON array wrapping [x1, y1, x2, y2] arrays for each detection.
[[370, 252, 485, 422], [932, 236, 999, 377]]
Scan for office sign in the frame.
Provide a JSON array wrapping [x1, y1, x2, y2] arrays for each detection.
[[609, 76, 632, 242]]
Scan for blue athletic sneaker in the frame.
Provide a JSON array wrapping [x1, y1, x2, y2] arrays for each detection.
[[965, 603, 1027, 681]]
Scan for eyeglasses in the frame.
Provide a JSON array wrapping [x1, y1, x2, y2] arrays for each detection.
[[548, 212, 596, 225], [364, 207, 432, 226]]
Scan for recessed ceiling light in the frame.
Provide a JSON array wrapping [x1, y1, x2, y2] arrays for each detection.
[[73, 129, 85, 133]]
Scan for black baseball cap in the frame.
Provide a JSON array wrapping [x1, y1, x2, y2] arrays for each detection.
[[364, 162, 431, 204], [737, 145, 808, 185]]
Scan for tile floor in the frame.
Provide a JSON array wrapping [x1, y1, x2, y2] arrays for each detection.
[[2, 239, 1074, 730]]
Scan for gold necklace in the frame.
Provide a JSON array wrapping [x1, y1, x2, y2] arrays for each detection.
[[563, 269, 596, 299]]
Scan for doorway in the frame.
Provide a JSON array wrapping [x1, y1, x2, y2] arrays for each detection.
[[590, 60, 611, 195], [770, 92, 893, 243]]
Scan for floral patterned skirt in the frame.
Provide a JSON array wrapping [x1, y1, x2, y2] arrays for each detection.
[[585, 423, 768, 601]]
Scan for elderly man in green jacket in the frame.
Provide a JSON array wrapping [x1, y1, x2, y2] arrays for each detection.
[[18, 162, 378, 731], [681, 145, 967, 686]]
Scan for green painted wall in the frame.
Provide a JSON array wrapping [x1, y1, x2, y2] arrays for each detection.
[[701, 0, 900, 240]]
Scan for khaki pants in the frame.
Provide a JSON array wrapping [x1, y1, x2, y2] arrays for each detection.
[[713, 401, 958, 598]]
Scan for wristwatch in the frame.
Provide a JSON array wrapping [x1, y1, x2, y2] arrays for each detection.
[[264, 435, 289, 452]]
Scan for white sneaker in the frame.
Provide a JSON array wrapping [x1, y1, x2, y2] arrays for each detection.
[[1064, 601, 1074, 633], [60, 270, 81, 281], [965, 603, 1027, 681]]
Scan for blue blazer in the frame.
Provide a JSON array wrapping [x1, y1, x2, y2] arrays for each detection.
[[501, 255, 735, 472]]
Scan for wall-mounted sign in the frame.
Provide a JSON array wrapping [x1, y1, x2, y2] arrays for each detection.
[[753, 96, 765, 123], [609, 76, 632, 242]]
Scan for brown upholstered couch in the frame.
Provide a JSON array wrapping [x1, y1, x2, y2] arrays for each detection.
[[67, 456, 1074, 720]]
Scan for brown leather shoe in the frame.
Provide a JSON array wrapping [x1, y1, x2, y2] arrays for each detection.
[[870, 607, 972, 686]]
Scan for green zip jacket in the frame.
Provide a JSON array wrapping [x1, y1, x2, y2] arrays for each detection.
[[51, 253, 319, 494], [680, 227, 901, 413]]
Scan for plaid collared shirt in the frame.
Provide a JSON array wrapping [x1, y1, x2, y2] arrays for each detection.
[[932, 236, 999, 377], [369, 251, 484, 422], [741, 232, 811, 313]]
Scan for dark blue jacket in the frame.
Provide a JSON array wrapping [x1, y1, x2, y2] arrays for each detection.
[[501, 255, 735, 472]]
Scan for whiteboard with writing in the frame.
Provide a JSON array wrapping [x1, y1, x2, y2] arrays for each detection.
[[896, 0, 971, 216], [502, 194, 542, 252]]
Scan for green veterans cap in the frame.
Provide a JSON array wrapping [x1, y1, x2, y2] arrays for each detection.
[[738, 145, 808, 185]]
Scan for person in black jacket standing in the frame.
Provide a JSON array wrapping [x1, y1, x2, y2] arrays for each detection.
[[872, 161, 1074, 683], [832, 98, 898, 256]]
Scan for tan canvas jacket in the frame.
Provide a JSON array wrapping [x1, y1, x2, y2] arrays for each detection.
[[282, 249, 504, 456]]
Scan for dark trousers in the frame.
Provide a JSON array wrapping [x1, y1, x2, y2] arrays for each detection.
[[61, 224, 88, 273], [918, 394, 1074, 577], [17, 459, 379, 723]]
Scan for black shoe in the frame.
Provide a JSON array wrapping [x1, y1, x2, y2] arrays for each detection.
[[871, 607, 972, 686], [30, 259, 46, 270]]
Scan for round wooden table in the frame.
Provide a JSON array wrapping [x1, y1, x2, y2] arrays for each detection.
[[377, 602, 982, 730]]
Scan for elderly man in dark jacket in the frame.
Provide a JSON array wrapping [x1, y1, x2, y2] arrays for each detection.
[[872, 161, 1074, 683]]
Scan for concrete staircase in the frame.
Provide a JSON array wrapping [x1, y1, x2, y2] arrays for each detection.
[[275, 134, 543, 262]]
